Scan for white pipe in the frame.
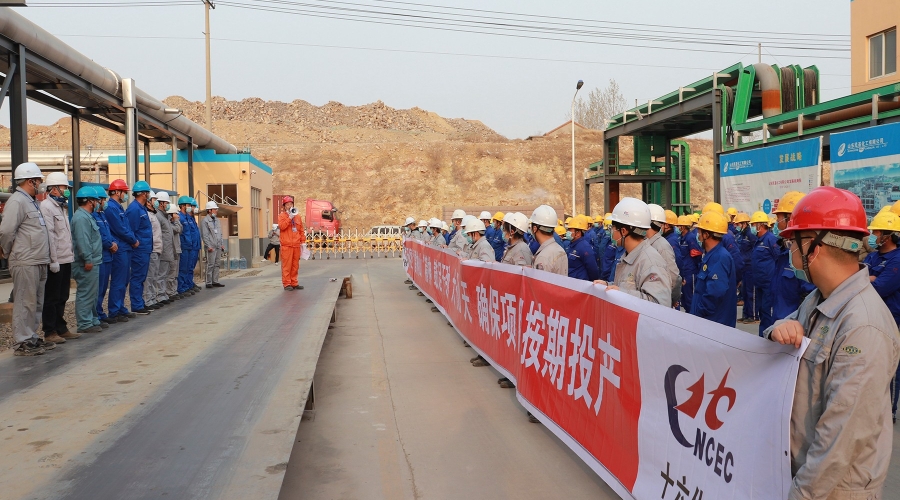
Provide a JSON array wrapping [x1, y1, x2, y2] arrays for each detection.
[[753, 63, 782, 118]]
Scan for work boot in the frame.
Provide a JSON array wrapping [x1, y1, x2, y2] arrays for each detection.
[[193, 286, 201, 292], [470, 355, 481, 363], [35, 338, 56, 350], [472, 357, 490, 367], [116, 315, 129, 322], [206, 284, 213, 289], [99, 322, 110, 329], [59, 331, 82, 340], [404, 279, 412, 284], [293, 285, 304, 290], [431, 306, 439, 312], [44, 333, 66, 344], [284, 286, 293, 291], [133, 308, 151, 315], [77, 326, 102, 334], [527, 412, 540, 424], [105, 316, 117, 324], [499, 379, 516, 389], [125, 312, 137, 318], [14, 340, 44, 356], [463, 341, 470, 347], [212, 282, 225, 287], [408, 285, 417, 290], [417, 292, 424, 296], [425, 299, 432, 303]]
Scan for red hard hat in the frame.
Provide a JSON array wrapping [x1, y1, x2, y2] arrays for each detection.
[[282, 195, 294, 205], [108, 179, 128, 192], [781, 186, 869, 239]]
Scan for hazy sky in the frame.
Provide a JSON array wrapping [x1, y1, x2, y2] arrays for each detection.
[[12, 0, 850, 139]]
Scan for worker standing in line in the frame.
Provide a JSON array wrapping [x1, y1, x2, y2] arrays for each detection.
[[201, 201, 226, 289], [70, 187, 103, 334], [594, 198, 671, 307], [704, 203, 744, 293], [441, 221, 451, 244], [646, 205, 682, 306], [676, 215, 701, 312], [489, 212, 505, 261], [414, 220, 428, 241], [92, 187, 117, 326], [529, 205, 567, 276], [154, 192, 175, 306], [766, 187, 899, 500], [177, 197, 196, 296], [278, 196, 306, 291], [751, 211, 780, 334], [105, 179, 139, 321], [189, 199, 203, 293], [426, 218, 444, 247], [126, 181, 154, 315], [143, 191, 163, 310], [566, 215, 600, 281], [462, 218, 496, 262], [690, 211, 737, 327], [726, 206, 738, 235], [863, 210, 900, 423], [662, 210, 683, 262], [448, 210, 468, 255], [478, 211, 493, 239], [591, 215, 609, 270], [40, 172, 77, 344], [264, 224, 280, 262], [0, 163, 54, 355], [402, 217, 416, 237], [771, 191, 816, 327], [734, 212, 757, 324], [166, 204, 183, 300], [501, 213, 533, 267]]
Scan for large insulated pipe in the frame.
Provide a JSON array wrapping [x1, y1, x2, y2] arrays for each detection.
[[754, 63, 782, 118], [772, 100, 900, 135], [0, 8, 236, 154]]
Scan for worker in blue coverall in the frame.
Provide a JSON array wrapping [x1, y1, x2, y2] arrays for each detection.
[[863, 210, 900, 422], [750, 211, 779, 335], [488, 213, 505, 262], [566, 215, 600, 281], [190, 199, 202, 291], [92, 186, 118, 325], [733, 212, 757, 323], [177, 197, 197, 295], [104, 179, 138, 321], [769, 192, 817, 335], [126, 181, 154, 315], [592, 217, 610, 270], [676, 216, 701, 313], [690, 212, 737, 327]]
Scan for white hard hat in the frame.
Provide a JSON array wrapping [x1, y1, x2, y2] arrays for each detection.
[[205, 200, 219, 210], [272, 223, 278, 230], [148, 190, 157, 199], [418, 219, 428, 227], [478, 211, 492, 220], [156, 191, 171, 203], [442, 221, 449, 231], [461, 215, 476, 227], [610, 197, 652, 229], [465, 218, 486, 233], [13, 162, 44, 181], [501, 212, 513, 224], [428, 217, 442, 229], [451, 209, 466, 220], [166, 205, 179, 214], [648, 203, 666, 224], [404, 217, 416, 226], [530, 205, 558, 228], [45, 171, 68, 187], [508, 213, 530, 233]]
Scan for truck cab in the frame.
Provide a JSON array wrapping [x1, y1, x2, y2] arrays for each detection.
[[306, 199, 341, 236]]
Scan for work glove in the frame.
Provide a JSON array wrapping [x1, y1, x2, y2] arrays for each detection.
[[49, 262, 60, 273]]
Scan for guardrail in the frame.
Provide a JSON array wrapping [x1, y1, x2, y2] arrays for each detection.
[[303, 229, 406, 259]]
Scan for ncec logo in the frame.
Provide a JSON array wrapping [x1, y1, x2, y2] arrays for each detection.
[[723, 162, 729, 173], [837, 143, 846, 157], [664, 365, 737, 484]]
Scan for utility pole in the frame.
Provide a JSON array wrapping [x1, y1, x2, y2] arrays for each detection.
[[204, 0, 215, 131], [758, 42, 761, 64]]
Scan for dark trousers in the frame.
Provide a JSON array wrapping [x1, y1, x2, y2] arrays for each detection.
[[264, 244, 280, 262], [42, 262, 71, 334]]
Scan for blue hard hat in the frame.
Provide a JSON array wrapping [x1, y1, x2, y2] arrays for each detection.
[[76, 186, 98, 199], [178, 196, 192, 205], [132, 180, 151, 193], [190, 198, 198, 207], [93, 186, 109, 199]]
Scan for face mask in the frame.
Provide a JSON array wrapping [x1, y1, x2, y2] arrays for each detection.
[[61, 189, 70, 199], [34, 180, 45, 194], [674, 227, 682, 236], [501, 232, 509, 243], [565, 231, 572, 241], [193, 207, 199, 215], [404, 227, 410, 233], [51, 194, 67, 204], [869, 234, 880, 249], [593, 222, 600, 229], [465, 234, 474, 245], [750, 225, 758, 236], [789, 255, 810, 282], [418, 227, 424, 233], [696, 233, 703, 246], [153, 201, 160, 209], [100, 200, 107, 211], [771, 223, 781, 238], [122, 194, 129, 203]]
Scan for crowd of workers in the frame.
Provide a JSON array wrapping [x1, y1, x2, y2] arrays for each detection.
[[404, 187, 900, 500], [0, 162, 229, 356]]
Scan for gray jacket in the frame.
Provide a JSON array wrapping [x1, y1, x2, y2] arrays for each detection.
[[448, 229, 468, 255], [170, 213, 183, 255], [155, 209, 176, 262], [532, 237, 568, 276], [0, 188, 50, 266], [466, 235, 496, 262], [40, 196, 74, 265], [201, 214, 225, 251], [765, 268, 900, 500], [268, 228, 280, 246], [501, 240, 533, 267], [648, 232, 681, 291], [612, 239, 672, 307], [428, 232, 445, 247]]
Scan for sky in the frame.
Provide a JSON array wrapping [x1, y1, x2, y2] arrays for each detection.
[[10, 0, 851, 139]]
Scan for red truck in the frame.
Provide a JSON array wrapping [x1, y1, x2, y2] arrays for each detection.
[[274, 196, 341, 236]]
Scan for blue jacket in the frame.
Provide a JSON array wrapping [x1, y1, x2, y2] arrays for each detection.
[[607, 246, 626, 282], [126, 200, 153, 254], [600, 241, 618, 281], [526, 232, 539, 254], [771, 244, 816, 321], [721, 231, 744, 281], [678, 228, 702, 280], [664, 229, 684, 276], [104, 198, 137, 248], [92, 210, 115, 263], [751, 230, 779, 286], [179, 211, 199, 251], [863, 246, 900, 324], [487, 225, 505, 261], [690, 241, 737, 327], [446, 229, 456, 245], [735, 227, 756, 275], [567, 235, 600, 281]]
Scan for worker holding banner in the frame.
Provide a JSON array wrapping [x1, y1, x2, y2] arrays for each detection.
[[690, 211, 737, 327], [529, 205, 567, 276], [766, 186, 900, 500]]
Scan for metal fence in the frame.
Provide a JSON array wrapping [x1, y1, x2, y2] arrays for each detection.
[[303, 229, 405, 259]]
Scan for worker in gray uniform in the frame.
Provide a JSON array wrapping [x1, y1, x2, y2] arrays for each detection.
[[201, 201, 226, 288], [0, 163, 54, 356], [166, 204, 183, 299], [501, 212, 533, 267], [765, 187, 900, 500], [154, 192, 176, 306], [143, 191, 163, 309], [595, 197, 671, 307], [414, 220, 428, 241], [427, 218, 445, 247], [529, 205, 568, 276], [647, 203, 682, 306], [448, 209, 469, 255], [463, 218, 495, 262]]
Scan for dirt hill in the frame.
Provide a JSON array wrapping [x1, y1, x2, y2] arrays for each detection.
[[3, 96, 716, 229]]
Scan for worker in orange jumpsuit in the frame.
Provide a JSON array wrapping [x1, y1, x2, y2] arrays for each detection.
[[278, 196, 306, 291]]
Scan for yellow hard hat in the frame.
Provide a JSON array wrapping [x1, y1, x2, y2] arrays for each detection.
[[604, 212, 612, 219], [564, 217, 573, 226], [702, 202, 725, 215], [593, 214, 604, 223], [773, 191, 806, 214], [726, 207, 738, 216], [879, 206, 892, 214], [890, 200, 900, 216], [603, 215, 612, 226], [733, 212, 750, 223], [568, 215, 590, 231], [492, 211, 505, 222], [869, 211, 900, 232], [558, 219, 563, 226], [664, 210, 678, 225], [676, 215, 693, 226], [768, 214, 776, 226], [690, 213, 700, 223], [749, 211, 769, 224], [697, 212, 728, 235], [554, 225, 566, 236]]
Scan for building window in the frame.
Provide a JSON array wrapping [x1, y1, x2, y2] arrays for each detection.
[[207, 183, 238, 204], [251, 187, 261, 239], [869, 28, 897, 80]]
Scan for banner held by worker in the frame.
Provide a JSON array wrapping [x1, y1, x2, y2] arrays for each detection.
[[830, 121, 900, 218], [720, 137, 822, 215], [403, 240, 806, 500]]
